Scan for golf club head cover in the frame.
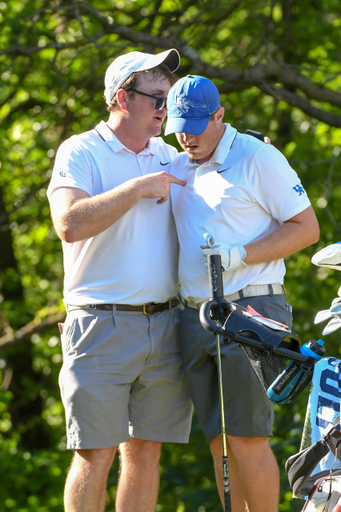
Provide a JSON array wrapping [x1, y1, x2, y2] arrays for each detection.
[[311, 242, 341, 271], [202, 245, 247, 273]]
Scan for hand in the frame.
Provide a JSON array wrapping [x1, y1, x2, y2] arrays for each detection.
[[138, 172, 186, 204], [202, 244, 247, 272]]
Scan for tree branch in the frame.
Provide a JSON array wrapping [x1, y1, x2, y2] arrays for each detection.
[[258, 84, 341, 127], [0, 312, 65, 349]]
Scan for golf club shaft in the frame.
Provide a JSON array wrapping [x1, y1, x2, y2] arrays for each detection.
[[216, 333, 230, 512], [207, 253, 230, 511]]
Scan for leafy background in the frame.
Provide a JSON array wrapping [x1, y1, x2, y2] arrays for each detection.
[[1, 0, 341, 510]]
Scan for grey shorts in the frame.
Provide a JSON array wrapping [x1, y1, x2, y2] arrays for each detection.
[[60, 306, 193, 449], [179, 295, 292, 444]]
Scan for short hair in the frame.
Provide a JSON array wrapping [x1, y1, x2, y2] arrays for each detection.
[[107, 63, 176, 112]]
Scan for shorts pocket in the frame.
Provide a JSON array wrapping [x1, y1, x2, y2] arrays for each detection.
[[64, 310, 99, 356]]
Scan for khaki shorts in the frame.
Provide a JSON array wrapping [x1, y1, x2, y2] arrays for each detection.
[[59, 306, 193, 449], [179, 295, 292, 444]]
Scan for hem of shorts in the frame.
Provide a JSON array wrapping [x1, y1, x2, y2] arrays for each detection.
[[67, 433, 131, 450], [205, 425, 273, 445], [131, 427, 190, 444]]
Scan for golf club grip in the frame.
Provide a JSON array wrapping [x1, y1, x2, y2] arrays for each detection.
[[207, 254, 224, 299], [223, 455, 230, 512]]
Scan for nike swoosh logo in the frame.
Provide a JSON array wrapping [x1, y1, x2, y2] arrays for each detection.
[[217, 167, 231, 174], [160, 161, 170, 166]]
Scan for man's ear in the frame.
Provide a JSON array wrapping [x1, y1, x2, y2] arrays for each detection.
[[116, 89, 129, 111], [215, 106, 225, 123]]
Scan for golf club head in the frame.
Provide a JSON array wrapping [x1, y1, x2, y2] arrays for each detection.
[[322, 316, 341, 335], [311, 242, 341, 271], [314, 309, 334, 324], [330, 302, 341, 315]]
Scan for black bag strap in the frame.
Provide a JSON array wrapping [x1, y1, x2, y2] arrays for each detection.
[[285, 415, 341, 497]]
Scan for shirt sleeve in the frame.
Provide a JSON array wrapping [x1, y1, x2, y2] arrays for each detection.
[[47, 135, 95, 199], [250, 144, 311, 223]]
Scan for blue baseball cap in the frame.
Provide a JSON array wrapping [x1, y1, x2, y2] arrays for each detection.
[[165, 75, 221, 136]]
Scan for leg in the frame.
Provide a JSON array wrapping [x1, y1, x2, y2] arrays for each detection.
[[116, 438, 162, 512], [210, 434, 279, 512], [64, 446, 117, 512]]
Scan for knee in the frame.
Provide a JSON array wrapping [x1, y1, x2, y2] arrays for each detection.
[[227, 436, 271, 457], [75, 446, 117, 472], [120, 439, 162, 468]]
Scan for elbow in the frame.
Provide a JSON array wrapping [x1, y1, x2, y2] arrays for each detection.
[[304, 224, 320, 249], [313, 226, 320, 245], [61, 229, 79, 244], [53, 215, 80, 244], [311, 219, 320, 245]]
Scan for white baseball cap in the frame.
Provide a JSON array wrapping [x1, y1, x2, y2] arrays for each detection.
[[104, 49, 180, 105]]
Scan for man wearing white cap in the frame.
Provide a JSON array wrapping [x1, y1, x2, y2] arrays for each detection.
[[47, 50, 193, 512], [165, 75, 320, 512]]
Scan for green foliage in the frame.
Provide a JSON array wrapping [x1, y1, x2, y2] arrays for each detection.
[[1, 0, 341, 510]]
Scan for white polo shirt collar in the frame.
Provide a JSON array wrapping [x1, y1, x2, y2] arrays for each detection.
[[95, 120, 156, 156], [185, 123, 237, 172]]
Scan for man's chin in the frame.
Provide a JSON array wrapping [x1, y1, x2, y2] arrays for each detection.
[[184, 150, 196, 159], [152, 126, 162, 137]]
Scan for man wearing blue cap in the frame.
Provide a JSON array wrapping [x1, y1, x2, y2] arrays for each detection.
[[165, 75, 320, 512], [47, 51, 194, 512]]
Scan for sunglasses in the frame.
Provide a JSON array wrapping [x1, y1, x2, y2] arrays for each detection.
[[126, 88, 167, 111]]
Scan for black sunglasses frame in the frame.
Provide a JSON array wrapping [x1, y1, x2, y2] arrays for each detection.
[[126, 88, 167, 111]]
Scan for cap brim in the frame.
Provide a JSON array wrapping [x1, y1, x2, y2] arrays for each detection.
[[138, 49, 180, 74], [163, 49, 180, 73], [164, 115, 210, 136]]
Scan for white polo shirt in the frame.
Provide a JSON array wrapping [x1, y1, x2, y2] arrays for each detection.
[[171, 123, 311, 304], [47, 121, 179, 305]]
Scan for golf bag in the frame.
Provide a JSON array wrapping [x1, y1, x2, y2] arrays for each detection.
[[282, 242, 341, 511], [284, 356, 341, 511], [285, 410, 341, 511], [286, 413, 341, 497]]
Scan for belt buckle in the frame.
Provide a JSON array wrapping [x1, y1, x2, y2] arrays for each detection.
[[143, 303, 153, 316]]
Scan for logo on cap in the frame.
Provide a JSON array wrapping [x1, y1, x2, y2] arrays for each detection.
[[176, 97, 190, 115]]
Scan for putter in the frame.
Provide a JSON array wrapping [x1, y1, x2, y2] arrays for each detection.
[[204, 237, 231, 512]]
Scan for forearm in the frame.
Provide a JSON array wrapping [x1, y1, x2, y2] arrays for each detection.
[[244, 207, 320, 265], [51, 170, 183, 243], [52, 178, 143, 242]]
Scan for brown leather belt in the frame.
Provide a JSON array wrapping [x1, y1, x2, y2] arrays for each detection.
[[67, 299, 179, 316]]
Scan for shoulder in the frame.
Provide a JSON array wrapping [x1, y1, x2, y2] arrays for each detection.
[[57, 128, 99, 157], [232, 133, 293, 173]]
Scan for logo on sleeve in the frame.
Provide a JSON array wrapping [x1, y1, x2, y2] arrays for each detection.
[[59, 168, 68, 177], [160, 161, 170, 166], [292, 184, 305, 196]]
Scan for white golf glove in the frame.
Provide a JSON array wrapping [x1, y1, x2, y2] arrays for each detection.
[[202, 244, 247, 273]]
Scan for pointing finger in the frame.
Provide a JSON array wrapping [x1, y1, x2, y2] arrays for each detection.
[[168, 175, 186, 186]]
